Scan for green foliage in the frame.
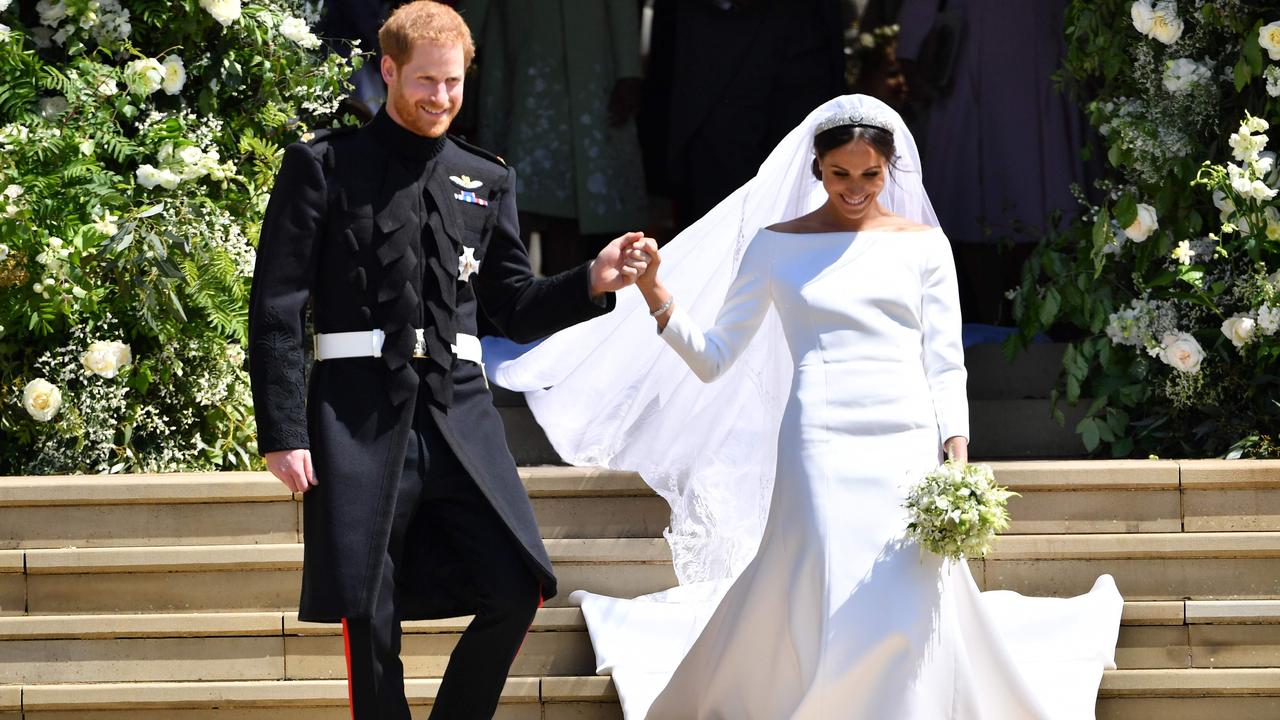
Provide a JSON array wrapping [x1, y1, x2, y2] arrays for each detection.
[[1007, 1, 1280, 459], [0, 2, 362, 473]]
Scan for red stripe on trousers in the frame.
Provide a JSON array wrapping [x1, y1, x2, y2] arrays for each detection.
[[342, 617, 355, 720], [514, 584, 545, 658]]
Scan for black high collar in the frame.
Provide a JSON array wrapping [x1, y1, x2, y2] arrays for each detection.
[[370, 107, 447, 162]]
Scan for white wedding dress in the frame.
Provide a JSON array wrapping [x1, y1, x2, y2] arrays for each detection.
[[568, 225, 1124, 719]]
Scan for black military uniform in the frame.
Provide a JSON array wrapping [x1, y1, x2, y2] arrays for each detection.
[[248, 109, 614, 718]]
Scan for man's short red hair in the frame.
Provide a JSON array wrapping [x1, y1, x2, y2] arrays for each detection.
[[378, 1, 475, 68]]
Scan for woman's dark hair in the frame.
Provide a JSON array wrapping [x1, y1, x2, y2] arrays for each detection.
[[811, 124, 897, 181]]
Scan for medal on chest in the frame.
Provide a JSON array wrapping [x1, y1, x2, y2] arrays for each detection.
[[458, 245, 480, 282]]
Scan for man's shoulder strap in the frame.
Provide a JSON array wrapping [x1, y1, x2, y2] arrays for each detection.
[[448, 134, 508, 169]]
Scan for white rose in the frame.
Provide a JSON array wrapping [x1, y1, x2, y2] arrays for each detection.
[[1159, 332, 1204, 374], [81, 340, 132, 378], [1162, 58, 1210, 93], [278, 16, 321, 49], [1220, 315, 1257, 349], [35, 0, 68, 25], [22, 378, 62, 422], [1124, 203, 1159, 242], [160, 54, 185, 95], [1130, 1, 1155, 35], [38, 96, 68, 119], [1147, 1, 1183, 44], [136, 163, 163, 189], [124, 58, 165, 96], [1266, 66, 1280, 99], [96, 77, 118, 96], [3, 184, 21, 200], [1260, 21, 1280, 62], [156, 168, 181, 190], [199, 0, 241, 27], [0, 0, 11, 13]]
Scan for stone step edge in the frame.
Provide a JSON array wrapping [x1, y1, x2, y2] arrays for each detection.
[[4, 599, 1280, 641], [1, 460, 1278, 507], [10, 669, 1280, 710], [14, 531, 1280, 575]]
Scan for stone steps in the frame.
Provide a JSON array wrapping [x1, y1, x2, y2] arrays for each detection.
[[4, 600, 1280, 686], [2, 459, 1279, 718], [1, 461, 1276, 552]]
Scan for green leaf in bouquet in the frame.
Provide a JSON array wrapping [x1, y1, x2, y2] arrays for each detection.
[[1077, 416, 1101, 452], [1113, 194, 1138, 229]]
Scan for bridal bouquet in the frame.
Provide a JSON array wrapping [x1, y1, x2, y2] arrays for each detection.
[[905, 462, 1016, 560]]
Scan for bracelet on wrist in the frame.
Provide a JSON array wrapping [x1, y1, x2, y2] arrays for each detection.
[[650, 298, 674, 318]]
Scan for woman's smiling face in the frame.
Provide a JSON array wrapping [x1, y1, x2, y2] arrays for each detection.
[[816, 138, 888, 222]]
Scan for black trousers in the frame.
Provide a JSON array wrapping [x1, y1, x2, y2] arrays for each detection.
[[342, 400, 542, 719]]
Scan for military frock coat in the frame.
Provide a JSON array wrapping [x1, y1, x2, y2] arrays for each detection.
[[248, 110, 614, 622]]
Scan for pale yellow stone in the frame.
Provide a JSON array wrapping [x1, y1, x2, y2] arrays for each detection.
[[0, 636, 284, 684], [532, 496, 670, 539], [542, 676, 617, 702], [544, 538, 672, 563], [1115, 625, 1191, 669], [27, 569, 299, 614], [1099, 667, 1280, 695], [1178, 460, 1280, 489], [0, 573, 23, 616], [1184, 488, 1280, 532], [0, 472, 286, 506], [548, 565, 678, 607], [1007, 489, 1180, 534], [0, 502, 298, 549], [25, 544, 302, 574], [985, 558, 1280, 600], [0, 685, 17, 710], [543, 703, 625, 720], [989, 532, 1280, 561], [1122, 601, 1185, 626], [520, 467, 650, 497], [987, 460, 1180, 490], [0, 612, 282, 639], [283, 607, 583, 635], [1190, 625, 1280, 668], [1187, 600, 1280, 624], [1097, 697, 1280, 720], [284, 631, 594, 679]]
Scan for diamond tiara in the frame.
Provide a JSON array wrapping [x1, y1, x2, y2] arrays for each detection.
[[814, 110, 896, 136]]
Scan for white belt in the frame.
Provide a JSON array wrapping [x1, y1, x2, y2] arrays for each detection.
[[314, 329, 483, 364]]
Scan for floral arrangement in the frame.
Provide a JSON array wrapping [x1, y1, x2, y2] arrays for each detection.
[[1007, 1, 1280, 458], [0, 0, 360, 473], [904, 462, 1016, 561]]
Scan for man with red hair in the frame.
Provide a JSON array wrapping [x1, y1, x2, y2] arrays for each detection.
[[248, 3, 649, 717]]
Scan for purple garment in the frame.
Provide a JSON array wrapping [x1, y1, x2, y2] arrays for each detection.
[[899, 0, 1088, 245]]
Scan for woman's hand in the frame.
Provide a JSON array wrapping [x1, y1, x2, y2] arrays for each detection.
[[944, 436, 968, 464]]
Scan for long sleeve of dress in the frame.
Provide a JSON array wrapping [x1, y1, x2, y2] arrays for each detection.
[[920, 232, 969, 441], [660, 232, 773, 383]]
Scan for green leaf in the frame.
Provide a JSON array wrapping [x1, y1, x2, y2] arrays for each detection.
[[1148, 269, 1176, 288], [1113, 194, 1138, 229], [1245, 20, 1264, 74], [1039, 287, 1062, 326], [137, 203, 165, 219], [1234, 56, 1252, 92], [1077, 417, 1101, 452]]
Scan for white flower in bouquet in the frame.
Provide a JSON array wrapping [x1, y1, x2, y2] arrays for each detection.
[[1221, 315, 1257, 349], [38, 96, 68, 120], [1172, 239, 1195, 265], [0, 0, 11, 13], [124, 58, 165, 96], [279, 16, 321, 49], [160, 55, 185, 95], [96, 77, 118, 96], [135, 163, 181, 190], [91, 209, 119, 236], [0, 243, 8, 261], [3, 184, 22, 201], [1259, 304, 1280, 336], [199, 0, 241, 27], [1245, 115, 1270, 134], [1158, 331, 1204, 374], [1260, 21, 1280, 61], [1131, 0, 1182, 45], [1229, 131, 1266, 163], [1266, 66, 1280, 99], [22, 378, 62, 422], [36, 0, 68, 26], [905, 461, 1015, 561], [1124, 203, 1159, 242], [1162, 58, 1210, 93], [81, 340, 132, 379]]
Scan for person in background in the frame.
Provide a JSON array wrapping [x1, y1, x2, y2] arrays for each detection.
[[640, 0, 846, 230], [895, 0, 1091, 326], [458, 0, 648, 277]]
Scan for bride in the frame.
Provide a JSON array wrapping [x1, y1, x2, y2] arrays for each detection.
[[485, 95, 1123, 719]]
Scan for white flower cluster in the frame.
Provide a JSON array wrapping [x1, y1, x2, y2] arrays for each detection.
[[124, 55, 185, 97], [1131, 0, 1184, 45], [34, 0, 132, 47], [81, 340, 132, 379], [1156, 331, 1204, 374], [1094, 98, 1197, 184], [1225, 116, 1279, 203], [1219, 299, 1280, 351], [136, 142, 233, 190], [904, 461, 1015, 561], [1162, 57, 1211, 93], [3, 183, 22, 218], [278, 16, 321, 49], [199, 0, 242, 27], [1106, 297, 1181, 355]]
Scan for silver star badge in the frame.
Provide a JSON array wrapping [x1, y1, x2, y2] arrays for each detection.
[[449, 174, 484, 190], [458, 246, 480, 282]]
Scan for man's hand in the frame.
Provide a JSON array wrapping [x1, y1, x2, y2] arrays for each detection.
[[266, 448, 317, 494], [590, 231, 655, 297]]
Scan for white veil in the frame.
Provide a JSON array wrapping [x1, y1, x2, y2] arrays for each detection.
[[485, 94, 938, 585]]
